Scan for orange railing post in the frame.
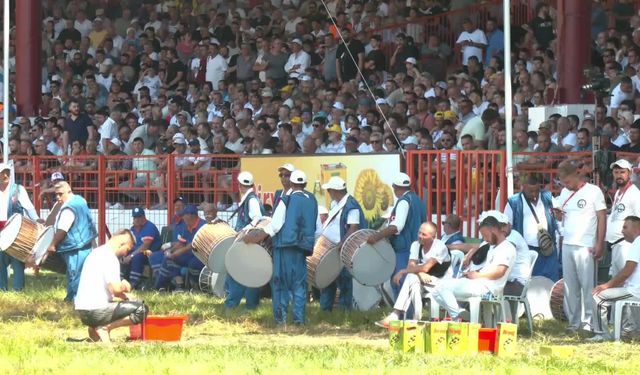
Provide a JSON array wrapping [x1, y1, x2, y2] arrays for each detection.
[[167, 154, 176, 223]]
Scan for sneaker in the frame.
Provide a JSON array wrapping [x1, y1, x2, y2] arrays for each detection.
[[375, 319, 390, 329], [586, 333, 612, 342]]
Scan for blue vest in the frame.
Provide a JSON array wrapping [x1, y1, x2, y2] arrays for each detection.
[[6, 183, 24, 217], [444, 232, 465, 245], [390, 191, 426, 253], [339, 195, 367, 239], [57, 194, 98, 253], [273, 190, 318, 254], [507, 191, 557, 248], [235, 191, 265, 231]]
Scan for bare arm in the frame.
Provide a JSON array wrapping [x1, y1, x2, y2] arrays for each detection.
[[594, 261, 637, 294], [594, 209, 606, 259], [465, 264, 509, 280]]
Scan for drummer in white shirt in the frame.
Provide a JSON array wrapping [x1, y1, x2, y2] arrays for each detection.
[[589, 216, 640, 341], [554, 162, 607, 333], [376, 222, 452, 326], [606, 160, 640, 278], [317, 177, 366, 311]]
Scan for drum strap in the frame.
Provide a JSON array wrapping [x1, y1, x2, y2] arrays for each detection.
[[418, 244, 451, 278]]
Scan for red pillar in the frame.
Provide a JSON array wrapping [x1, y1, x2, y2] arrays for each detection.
[[557, 0, 591, 104], [15, 0, 42, 116]]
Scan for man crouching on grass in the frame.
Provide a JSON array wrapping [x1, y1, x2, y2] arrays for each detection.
[[74, 229, 149, 343]]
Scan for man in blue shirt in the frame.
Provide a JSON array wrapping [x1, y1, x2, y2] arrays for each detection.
[[153, 205, 205, 292], [121, 207, 161, 289]]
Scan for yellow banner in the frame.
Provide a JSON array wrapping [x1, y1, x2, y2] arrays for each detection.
[[241, 154, 401, 229]]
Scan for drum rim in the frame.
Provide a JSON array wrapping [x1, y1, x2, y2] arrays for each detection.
[[0, 213, 24, 250]]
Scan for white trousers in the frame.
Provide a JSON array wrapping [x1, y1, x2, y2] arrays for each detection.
[[562, 244, 596, 330], [393, 273, 424, 320], [430, 278, 490, 319], [592, 287, 636, 335]]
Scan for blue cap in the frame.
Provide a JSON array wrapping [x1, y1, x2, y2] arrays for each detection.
[[179, 204, 198, 216], [132, 207, 145, 218]]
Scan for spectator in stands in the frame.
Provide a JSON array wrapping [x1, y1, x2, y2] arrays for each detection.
[[573, 128, 593, 152], [456, 18, 487, 72], [619, 120, 640, 153]]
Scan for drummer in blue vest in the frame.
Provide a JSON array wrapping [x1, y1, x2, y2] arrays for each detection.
[[0, 163, 40, 292], [121, 207, 161, 289], [318, 176, 367, 311], [244, 170, 318, 325], [367, 172, 426, 298], [47, 181, 98, 301], [225, 171, 265, 310], [153, 204, 205, 292], [273, 163, 294, 209]]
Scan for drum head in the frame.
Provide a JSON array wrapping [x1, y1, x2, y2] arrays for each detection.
[[0, 214, 22, 251], [33, 227, 55, 265], [351, 241, 396, 286], [313, 247, 342, 289], [526, 276, 555, 319], [208, 237, 236, 273], [225, 243, 272, 288], [211, 271, 226, 298], [352, 279, 381, 311]]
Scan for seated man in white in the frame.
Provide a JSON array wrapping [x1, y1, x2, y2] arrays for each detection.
[[589, 215, 640, 342], [430, 211, 516, 320], [376, 222, 452, 326]]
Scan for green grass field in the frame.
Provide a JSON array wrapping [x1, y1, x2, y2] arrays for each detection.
[[0, 272, 638, 374]]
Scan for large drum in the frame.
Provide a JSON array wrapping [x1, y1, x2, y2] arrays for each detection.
[[341, 229, 395, 286], [192, 222, 237, 273], [198, 266, 225, 297], [0, 214, 42, 263], [550, 278, 567, 321], [225, 217, 273, 288], [31, 226, 67, 274], [307, 235, 342, 289], [522, 276, 554, 319], [352, 279, 394, 311]]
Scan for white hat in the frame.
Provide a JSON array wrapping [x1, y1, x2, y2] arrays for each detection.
[[405, 57, 417, 65], [392, 173, 411, 187], [237, 171, 254, 186], [291, 38, 303, 45], [50, 171, 64, 181], [610, 159, 634, 171], [322, 176, 346, 190], [290, 170, 307, 184], [0, 162, 10, 172], [332, 102, 345, 110], [318, 205, 329, 215], [278, 163, 295, 172], [172, 133, 186, 145], [110, 138, 122, 147], [478, 210, 509, 225], [375, 98, 389, 106]]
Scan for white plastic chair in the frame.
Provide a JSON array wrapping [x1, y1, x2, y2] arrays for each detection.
[[613, 298, 640, 341], [503, 250, 539, 334]]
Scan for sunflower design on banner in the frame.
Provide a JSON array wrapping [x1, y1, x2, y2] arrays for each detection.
[[354, 169, 394, 229]]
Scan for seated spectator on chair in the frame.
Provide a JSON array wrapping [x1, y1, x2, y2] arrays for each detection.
[[121, 207, 161, 289], [588, 215, 640, 342], [153, 205, 205, 292], [441, 214, 465, 245], [430, 211, 515, 320], [376, 222, 452, 326]]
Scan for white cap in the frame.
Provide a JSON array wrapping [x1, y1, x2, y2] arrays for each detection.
[[478, 210, 510, 225], [291, 38, 303, 45], [0, 162, 10, 172], [172, 133, 186, 145], [278, 163, 295, 172], [610, 159, 634, 171], [290, 170, 307, 184], [332, 102, 345, 110], [318, 205, 329, 215], [405, 57, 417, 65], [110, 138, 122, 147], [50, 171, 64, 181], [237, 171, 254, 186], [392, 173, 411, 187], [322, 176, 346, 190], [375, 98, 389, 106]]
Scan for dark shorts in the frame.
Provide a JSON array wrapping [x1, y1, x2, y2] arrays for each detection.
[[77, 301, 148, 327]]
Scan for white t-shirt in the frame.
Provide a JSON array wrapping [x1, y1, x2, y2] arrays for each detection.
[[556, 183, 606, 247], [610, 83, 637, 109], [0, 184, 39, 221], [206, 54, 228, 90], [409, 238, 452, 278], [504, 193, 549, 247], [551, 132, 577, 149], [623, 236, 640, 298], [98, 117, 118, 154], [456, 29, 487, 65], [322, 195, 360, 244], [606, 184, 640, 242], [506, 230, 531, 284], [74, 244, 120, 310], [477, 239, 516, 295]]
